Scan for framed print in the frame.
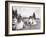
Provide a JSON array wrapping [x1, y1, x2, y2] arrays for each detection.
[[5, 1, 45, 36]]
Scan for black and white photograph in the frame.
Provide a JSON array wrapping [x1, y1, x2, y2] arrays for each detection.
[[5, 1, 45, 36], [12, 6, 41, 30]]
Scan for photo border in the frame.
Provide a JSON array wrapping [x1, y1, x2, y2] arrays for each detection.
[[5, 1, 45, 36]]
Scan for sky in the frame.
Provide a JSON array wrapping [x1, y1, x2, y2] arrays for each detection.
[[13, 6, 41, 18]]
